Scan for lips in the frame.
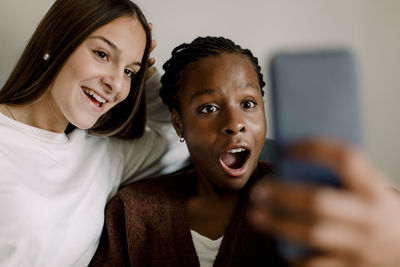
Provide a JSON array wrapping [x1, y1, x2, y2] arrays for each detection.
[[82, 87, 108, 109], [219, 144, 251, 177], [221, 148, 249, 169]]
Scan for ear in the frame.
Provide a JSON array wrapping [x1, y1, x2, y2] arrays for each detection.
[[171, 108, 183, 137]]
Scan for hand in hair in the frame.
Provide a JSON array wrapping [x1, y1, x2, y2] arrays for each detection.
[[144, 22, 156, 81], [148, 39, 156, 66], [145, 66, 156, 81]]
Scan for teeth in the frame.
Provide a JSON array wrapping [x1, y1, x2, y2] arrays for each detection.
[[228, 148, 246, 153], [83, 88, 106, 103]]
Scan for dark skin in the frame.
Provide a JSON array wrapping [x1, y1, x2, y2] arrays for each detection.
[[171, 53, 266, 240]]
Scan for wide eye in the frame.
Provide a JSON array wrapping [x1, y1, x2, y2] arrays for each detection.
[[124, 68, 136, 79], [94, 50, 109, 61], [242, 100, 256, 109], [199, 104, 219, 114]]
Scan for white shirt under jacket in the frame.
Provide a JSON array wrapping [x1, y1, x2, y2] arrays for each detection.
[[0, 71, 189, 267]]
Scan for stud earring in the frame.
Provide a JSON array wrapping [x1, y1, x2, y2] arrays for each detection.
[[43, 53, 50, 61], [179, 134, 185, 143]]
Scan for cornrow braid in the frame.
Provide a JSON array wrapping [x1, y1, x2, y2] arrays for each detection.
[[160, 36, 265, 111]]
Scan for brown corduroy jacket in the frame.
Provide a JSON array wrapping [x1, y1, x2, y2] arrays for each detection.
[[90, 161, 287, 267]]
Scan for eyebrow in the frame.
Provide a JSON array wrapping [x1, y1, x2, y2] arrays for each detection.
[[241, 82, 260, 90], [190, 88, 216, 103], [90, 36, 142, 67], [190, 82, 260, 103]]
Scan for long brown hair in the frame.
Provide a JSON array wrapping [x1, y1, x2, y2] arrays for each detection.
[[0, 0, 151, 139]]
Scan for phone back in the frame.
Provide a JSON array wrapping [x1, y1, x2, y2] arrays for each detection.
[[270, 50, 363, 186], [269, 50, 363, 260]]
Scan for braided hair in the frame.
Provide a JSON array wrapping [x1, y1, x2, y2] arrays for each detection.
[[160, 36, 265, 111]]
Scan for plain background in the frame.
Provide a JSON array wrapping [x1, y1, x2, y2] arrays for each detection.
[[0, 0, 399, 182]]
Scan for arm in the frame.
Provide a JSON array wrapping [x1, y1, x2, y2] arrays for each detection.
[[112, 69, 190, 187], [248, 138, 400, 267]]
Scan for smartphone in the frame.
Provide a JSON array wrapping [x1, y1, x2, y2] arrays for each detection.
[[269, 50, 363, 259]]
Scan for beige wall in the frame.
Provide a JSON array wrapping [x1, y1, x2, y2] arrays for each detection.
[[1, 0, 399, 181]]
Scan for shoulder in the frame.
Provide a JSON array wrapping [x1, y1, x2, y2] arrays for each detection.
[[107, 128, 168, 158], [67, 129, 113, 151], [68, 129, 122, 158], [105, 169, 195, 225], [69, 129, 109, 143], [112, 168, 195, 207]]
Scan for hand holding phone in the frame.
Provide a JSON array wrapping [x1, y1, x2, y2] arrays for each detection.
[[269, 50, 363, 259]]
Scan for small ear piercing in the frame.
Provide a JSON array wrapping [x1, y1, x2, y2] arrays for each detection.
[[43, 53, 50, 61], [179, 134, 185, 143]]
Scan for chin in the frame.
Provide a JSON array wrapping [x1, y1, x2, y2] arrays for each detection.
[[70, 119, 98, 130], [222, 175, 251, 192]]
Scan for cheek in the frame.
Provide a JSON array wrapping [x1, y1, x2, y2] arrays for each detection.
[[51, 60, 88, 98], [253, 117, 267, 151], [185, 128, 204, 148], [183, 119, 213, 151], [185, 132, 212, 168], [63, 52, 91, 82], [115, 82, 131, 104], [50, 70, 74, 100], [103, 83, 130, 115], [258, 115, 267, 136]]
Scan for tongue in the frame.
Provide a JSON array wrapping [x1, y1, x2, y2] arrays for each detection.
[[221, 152, 241, 169]]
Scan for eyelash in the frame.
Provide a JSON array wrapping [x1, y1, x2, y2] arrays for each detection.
[[199, 104, 219, 114], [124, 68, 136, 79], [198, 100, 257, 114], [94, 50, 109, 61], [241, 100, 257, 109], [94, 50, 136, 79]]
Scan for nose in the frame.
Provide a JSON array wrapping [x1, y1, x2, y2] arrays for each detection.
[[102, 67, 124, 93], [220, 106, 246, 135]]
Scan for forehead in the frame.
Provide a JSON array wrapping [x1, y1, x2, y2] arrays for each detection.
[[87, 16, 146, 62], [180, 53, 260, 98]]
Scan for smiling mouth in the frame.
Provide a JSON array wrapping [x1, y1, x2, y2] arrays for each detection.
[[82, 87, 106, 107], [220, 148, 250, 169]]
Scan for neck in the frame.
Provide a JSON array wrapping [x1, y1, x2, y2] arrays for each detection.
[[195, 174, 239, 203], [1, 94, 68, 133], [1, 104, 16, 120], [188, 173, 239, 240]]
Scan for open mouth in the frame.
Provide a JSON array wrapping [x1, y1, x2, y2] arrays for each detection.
[[82, 87, 106, 108], [220, 148, 250, 170]]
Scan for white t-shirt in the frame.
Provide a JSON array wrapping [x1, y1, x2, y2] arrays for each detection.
[[190, 230, 223, 267], [0, 72, 189, 267]]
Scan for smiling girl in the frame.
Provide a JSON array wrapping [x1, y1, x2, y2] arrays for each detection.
[[0, 0, 188, 266], [90, 36, 286, 267]]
